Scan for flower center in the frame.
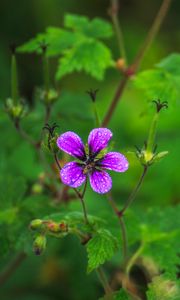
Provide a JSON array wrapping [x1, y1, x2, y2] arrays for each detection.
[[83, 162, 96, 175]]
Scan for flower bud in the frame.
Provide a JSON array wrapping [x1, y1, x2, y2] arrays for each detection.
[[151, 151, 169, 163], [33, 235, 46, 255], [29, 219, 43, 230], [5, 98, 27, 122], [47, 221, 68, 234]]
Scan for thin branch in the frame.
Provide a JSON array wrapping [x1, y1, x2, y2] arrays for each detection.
[[53, 154, 89, 224], [101, 75, 128, 127], [54, 152, 62, 171], [0, 252, 26, 286], [97, 267, 112, 296], [102, 0, 172, 127], [120, 166, 148, 215], [132, 0, 172, 72], [108, 193, 128, 263], [109, 0, 127, 63]]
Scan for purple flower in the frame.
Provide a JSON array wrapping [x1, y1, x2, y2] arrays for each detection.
[[57, 128, 129, 194]]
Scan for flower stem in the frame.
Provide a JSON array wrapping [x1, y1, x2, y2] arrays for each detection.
[[93, 101, 101, 127], [96, 267, 112, 296], [11, 54, 19, 105], [120, 166, 148, 216], [110, 0, 127, 64], [146, 112, 159, 155], [53, 155, 89, 224], [102, 0, 172, 127], [54, 152, 62, 171], [43, 53, 50, 95], [73, 179, 89, 225], [108, 193, 128, 263]]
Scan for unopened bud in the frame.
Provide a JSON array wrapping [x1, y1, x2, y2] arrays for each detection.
[[30, 219, 43, 230], [33, 235, 46, 255], [151, 151, 168, 163], [47, 221, 68, 234]]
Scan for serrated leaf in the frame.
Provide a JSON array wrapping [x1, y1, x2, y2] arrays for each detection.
[[125, 205, 180, 278], [86, 229, 119, 273], [156, 53, 180, 77], [56, 39, 113, 80], [17, 28, 77, 56], [64, 14, 113, 39], [17, 33, 46, 54], [133, 53, 180, 104], [133, 69, 180, 103]]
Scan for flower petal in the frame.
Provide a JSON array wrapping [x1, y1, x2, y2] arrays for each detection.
[[57, 131, 86, 160], [98, 152, 129, 172], [88, 128, 113, 155], [60, 162, 86, 188], [89, 170, 112, 194]]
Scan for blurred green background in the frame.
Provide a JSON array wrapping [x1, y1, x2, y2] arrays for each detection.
[[0, 1, 179, 300]]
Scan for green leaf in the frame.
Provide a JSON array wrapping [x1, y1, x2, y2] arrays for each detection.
[[99, 289, 131, 300], [125, 205, 180, 278], [146, 275, 180, 300], [56, 39, 113, 80], [133, 53, 180, 104], [133, 69, 179, 103], [17, 33, 46, 54], [156, 53, 180, 77], [64, 14, 113, 39], [86, 229, 119, 273], [17, 28, 77, 56]]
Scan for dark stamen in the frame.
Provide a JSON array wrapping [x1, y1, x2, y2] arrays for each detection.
[[86, 89, 99, 102], [152, 99, 168, 113]]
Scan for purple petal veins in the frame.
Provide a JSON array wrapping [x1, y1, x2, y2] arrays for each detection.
[[60, 162, 86, 188], [57, 128, 129, 194], [89, 170, 112, 194], [88, 128, 112, 155], [57, 131, 86, 160], [98, 152, 129, 172]]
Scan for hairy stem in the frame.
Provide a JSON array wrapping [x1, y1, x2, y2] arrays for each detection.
[[108, 193, 128, 263], [54, 152, 62, 171], [0, 252, 26, 286], [97, 267, 112, 296], [73, 180, 89, 225], [11, 54, 19, 105], [103, 0, 172, 127], [120, 166, 148, 215], [146, 112, 159, 154], [53, 154, 89, 224], [110, 0, 127, 63], [93, 101, 101, 127]]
